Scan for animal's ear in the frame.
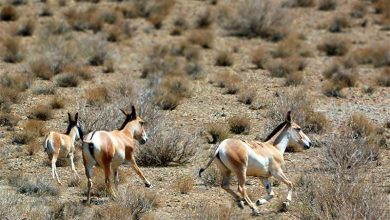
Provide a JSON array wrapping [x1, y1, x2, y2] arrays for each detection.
[[75, 112, 79, 121], [286, 111, 292, 123], [67, 112, 72, 122], [120, 109, 128, 116], [130, 105, 136, 118]]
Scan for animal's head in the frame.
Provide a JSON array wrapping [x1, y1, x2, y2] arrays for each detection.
[[285, 111, 312, 149], [66, 112, 83, 140], [120, 106, 148, 145]]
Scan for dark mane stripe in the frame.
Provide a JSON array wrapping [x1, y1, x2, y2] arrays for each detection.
[[264, 121, 287, 141], [65, 124, 72, 135]]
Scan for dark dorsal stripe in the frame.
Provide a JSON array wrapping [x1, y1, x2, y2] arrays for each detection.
[[264, 121, 287, 142]]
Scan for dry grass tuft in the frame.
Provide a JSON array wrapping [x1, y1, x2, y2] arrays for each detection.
[[219, 0, 288, 41], [50, 95, 65, 109], [318, 0, 336, 11], [15, 19, 35, 36], [187, 29, 214, 49], [13, 120, 45, 145], [195, 7, 214, 29], [86, 86, 111, 106], [63, 63, 93, 81], [285, 71, 304, 86], [328, 14, 350, 33], [175, 175, 194, 194], [352, 44, 390, 67], [266, 57, 305, 78], [128, 0, 175, 29], [1, 37, 23, 63], [0, 5, 18, 21], [350, 1, 366, 18], [323, 70, 357, 97], [206, 123, 229, 144], [55, 73, 79, 87], [8, 175, 60, 197], [251, 46, 269, 69], [30, 105, 52, 121], [155, 75, 190, 110], [376, 68, 390, 87], [29, 58, 54, 80], [171, 16, 189, 36], [237, 87, 256, 105], [0, 112, 19, 128], [318, 36, 350, 56], [215, 51, 233, 67], [228, 116, 251, 134], [283, 0, 315, 8], [375, 0, 390, 27]]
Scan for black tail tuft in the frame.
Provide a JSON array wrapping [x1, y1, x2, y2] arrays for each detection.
[[199, 168, 205, 177]]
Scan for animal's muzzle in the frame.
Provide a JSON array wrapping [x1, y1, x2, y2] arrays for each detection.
[[140, 138, 147, 145], [304, 141, 312, 149]]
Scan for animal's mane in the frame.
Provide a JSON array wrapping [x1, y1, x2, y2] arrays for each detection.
[[264, 121, 287, 141], [119, 117, 135, 130], [65, 124, 73, 135]]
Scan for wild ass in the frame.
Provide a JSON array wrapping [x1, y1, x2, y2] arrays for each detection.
[[82, 106, 150, 204], [43, 113, 83, 185], [199, 111, 312, 215]]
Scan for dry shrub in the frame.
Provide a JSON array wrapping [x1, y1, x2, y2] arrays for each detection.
[[213, 72, 241, 89], [228, 116, 251, 134], [176, 175, 194, 194], [272, 33, 310, 58], [323, 70, 357, 97], [26, 141, 41, 156], [0, 87, 19, 112], [285, 71, 304, 86], [171, 16, 189, 36], [94, 187, 160, 220], [50, 95, 64, 109], [137, 129, 198, 167], [29, 58, 54, 80], [86, 86, 111, 106], [237, 87, 256, 104], [1, 37, 23, 63], [264, 89, 329, 135], [215, 51, 233, 67], [219, 0, 289, 41], [64, 7, 102, 32], [0, 5, 18, 21], [195, 7, 214, 29], [129, 0, 175, 28], [8, 175, 60, 197], [1, 73, 30, 92], [352, 44, 390, 67], [13, 120, 45, 144], [32, 86, 55, 95], [322, 58, 356, 79], [283, 0, 315, 8], [155, 75, 190, 110], [328, 14, 350, 33], [251, 46, 269, 69], [0, 112, 18, 127], [206, 123, 229, 144], [43, 19, 70, 35], [318, 36, 350, 56], [98, 8, 118, 24], [266, 57, 305, 78], [103, 59, 115, 73], [39, 5, 52, 17], [318, 0, 336, 11], [83, 37, 109, 66], [376, 68, 390, 86], [63, 63, 92, 80], [375, 0, 390, 26], [350, 1, 366, 18], [348, 113, 378, 139], [68, 176, 83, 187], [30, 105, 52, 121], [55, 73, 79, 87], [104, 26, 122, 42], [192, 203, 234, 220], [15, 19, 35, 36], [200, 164, 222, 186], [187, 29, 214, 49]]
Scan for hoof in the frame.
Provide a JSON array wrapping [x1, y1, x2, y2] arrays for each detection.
[[281, 201, 290, 212], [256, 199, 267, 206], [252, 209, 261, 216], [145, 183, 152, 188], [237, 200, 245, 209]]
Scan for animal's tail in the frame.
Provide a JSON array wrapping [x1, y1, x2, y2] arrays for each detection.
[[42, 135, 50, 152], [199, 143, 221, 177]]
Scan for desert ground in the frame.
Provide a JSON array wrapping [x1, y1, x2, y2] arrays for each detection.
[[0, 0, 389, 219]]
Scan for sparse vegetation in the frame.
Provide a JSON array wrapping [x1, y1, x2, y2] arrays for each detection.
[[219, 0, 289, 41], [1, 37, 23, 63], [195, 7, 214, 29], [215, 51, 233, 67], [283, 0, 315, 8], [176, 175, 194, 194], [376, 68, 390, 86], [323, 69, 357, 97], [328, 14, 350, 32], [15, 19, 35, 36], [318, 0, 336, 11], [12, 120, 45, 145], [206, 123, 229, 144], [251, 47, 269, 69], [0, 5, 18, 21], [318, 37, 350, 56], [86, 86, 111, 106], [238, 87, 256, 105], [50, 95, 65, 109], [187, 29, 214, 49], [352, 44, 390, 67], [30, 105, 52, 121], [8, 175, 60, 197], [228, 116, 251, 134], [55, 73, 79, 87]]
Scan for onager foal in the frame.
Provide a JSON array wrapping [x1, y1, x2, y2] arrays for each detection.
[[82, 106, 150, 204], [199, 111, 312, 215], [43, 113, 83, 185]]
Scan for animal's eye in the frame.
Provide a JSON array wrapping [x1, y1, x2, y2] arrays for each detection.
[[140, 121, 145, 125]]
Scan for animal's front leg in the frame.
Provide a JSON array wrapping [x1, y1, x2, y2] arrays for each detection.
[[256, 177, 274, 205], [69, 152, 79, 178], [272, 169, 293, 211], [129, 156, 152, 188]]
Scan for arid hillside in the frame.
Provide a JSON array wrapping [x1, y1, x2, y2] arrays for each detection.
[[0, 0, 389, 219]]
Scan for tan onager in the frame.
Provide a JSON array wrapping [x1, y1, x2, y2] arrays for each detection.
[[43, 113, 83, 185], [199, 111, 312, 215], [82, 106, 150, 204]]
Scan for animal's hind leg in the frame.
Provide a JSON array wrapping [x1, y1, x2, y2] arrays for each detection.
[[113, 168, 119, 191], [236, 169, 260, 215], [215, 159, 243, 208], [68, 152, 79, 178], [51, 154, 61, 185], [104, 164, 116, 199], [83, 153, 94, 204], [272, 169, 293, 210], [256, 177, 274, 206]]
